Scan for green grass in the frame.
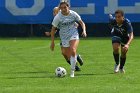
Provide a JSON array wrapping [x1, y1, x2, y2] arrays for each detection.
[[0, 37, 140, 93]]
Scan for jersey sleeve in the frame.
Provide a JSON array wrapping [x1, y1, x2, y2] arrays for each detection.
[[126, 22, 133, 33], [73, 11, 81, 22], [52, 15, 59, 28], [108, 14, 115, 29], [109, 14, 115, 24]]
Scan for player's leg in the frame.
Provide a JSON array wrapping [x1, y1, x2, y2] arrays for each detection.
[[119, 37, 129, 73], [69, 39, 79, 77], [77, 54, 84, 66], [61, 47, 81, 71], [61, 42, 83, 66], [61, 46, 71, 64], [113, 43, 120, 64], [112, 37, 121, 73], [112, 42, 120, 73], [120, 45, 128, 73], [60, 41, 81, 71], [61, 45, 83, 68]]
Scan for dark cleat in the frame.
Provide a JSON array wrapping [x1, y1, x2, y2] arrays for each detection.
[[75, 65, 81, 71], [77, 55, 83, 66]]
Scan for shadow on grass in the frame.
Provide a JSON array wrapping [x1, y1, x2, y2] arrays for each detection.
[[3, 71, 55, 79], [2, 71, 114, 79], [76, 72, 114, 76], [11, 71, 49, 74]]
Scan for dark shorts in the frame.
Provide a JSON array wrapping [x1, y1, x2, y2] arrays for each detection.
[[112, 36, 129, 46], [60, 42, 62, 47]]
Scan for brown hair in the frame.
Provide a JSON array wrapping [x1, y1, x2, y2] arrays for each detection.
[[115, 9, 124, 16], [59, 2, 70, 7]]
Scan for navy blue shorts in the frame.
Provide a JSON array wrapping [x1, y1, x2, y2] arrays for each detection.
[[112, 36, 129, 46]]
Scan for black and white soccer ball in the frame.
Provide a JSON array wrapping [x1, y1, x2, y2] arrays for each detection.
[[55, 67, 67, 77]]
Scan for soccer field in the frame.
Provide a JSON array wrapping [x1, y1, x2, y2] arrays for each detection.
[[0, 37, 140, 93]]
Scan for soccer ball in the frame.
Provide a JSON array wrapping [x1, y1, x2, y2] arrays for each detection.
[[55, 67, 67, 77]]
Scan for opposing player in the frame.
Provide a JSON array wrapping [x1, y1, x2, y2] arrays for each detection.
[[109, 10, 134, 73], [45, 7, 60, 36], [50, 2, 87, 77]]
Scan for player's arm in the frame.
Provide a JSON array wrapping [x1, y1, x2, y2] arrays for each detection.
[[74, 11, 87, 37], [50, 15, 59, 51], [127, 32, 134, 46], [123, 31, 134, 51], [50, 26, 57, 51], [124, 22, 134, 49], [45, 32, 51, 36], [108, 14, 115, 29], [45, 25, 52, 36], [109, 14, 114, 21], [79, 20, 87, 37], [126, 22, 134, 46], [74, 22, 79, 28]]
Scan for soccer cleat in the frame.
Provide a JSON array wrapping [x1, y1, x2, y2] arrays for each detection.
[[70, 70, 75, 77], [114, 64, 120, 73], [75, 65, 81, 71], [120, 68, 125, 73], [77, 55, 83, 66]]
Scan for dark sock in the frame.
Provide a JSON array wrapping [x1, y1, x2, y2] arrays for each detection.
[[113, 52, 119, 65], [66, 60, 71, 65], [120, 57, 126, 69], [67, 60, 78, 67], [77, 54, 78, 60]]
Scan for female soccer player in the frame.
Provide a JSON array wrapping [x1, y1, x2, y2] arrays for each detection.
[[47, 7, 83, 71], [109, 10, 134, 73], [50, 2, 87, 77]]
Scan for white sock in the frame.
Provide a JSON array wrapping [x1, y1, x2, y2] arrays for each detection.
[[70, 56, 77, 71]]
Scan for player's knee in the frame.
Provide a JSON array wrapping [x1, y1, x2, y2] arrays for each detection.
[[61, 52, 69, 60], [113, 48, 119, 54], [113, 44, 120, 53], [122, 48, 128, 54], [61, 51, 65, 56], [70, 47, 77, 56]]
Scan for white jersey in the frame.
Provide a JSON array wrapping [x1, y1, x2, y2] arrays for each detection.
[[52, 10, 81, 40]]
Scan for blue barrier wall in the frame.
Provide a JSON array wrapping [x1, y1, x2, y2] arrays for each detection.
[[0, 0, 140, 24], [0, 0, 140, 37], [0, 23, 140, 37]]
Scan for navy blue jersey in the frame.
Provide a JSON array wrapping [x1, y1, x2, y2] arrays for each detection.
[[109, 16, 133, 39]]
